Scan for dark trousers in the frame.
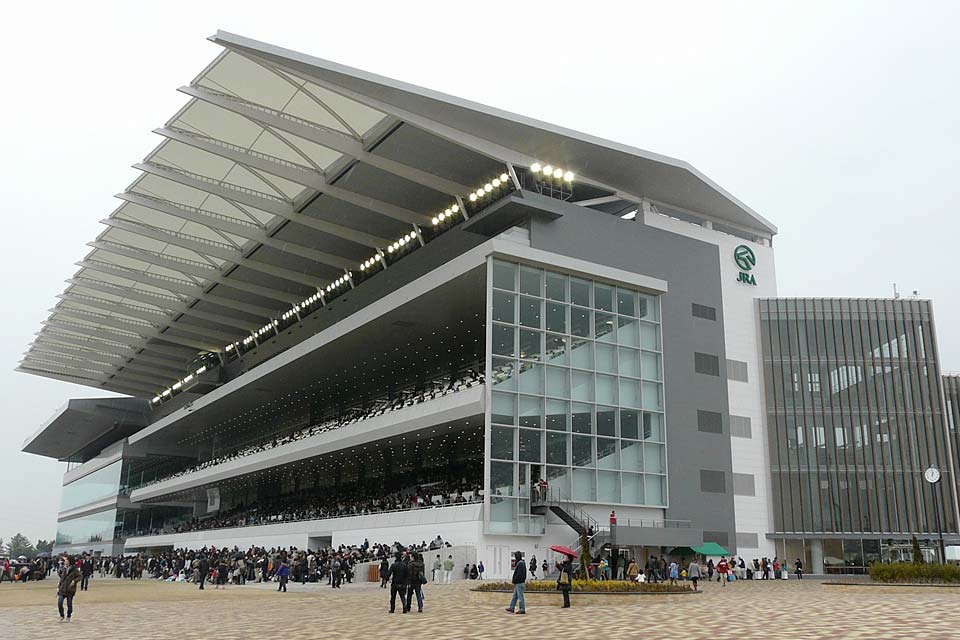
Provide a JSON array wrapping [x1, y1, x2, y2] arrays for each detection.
[[57, 593, 74, 619], [405, 584, 423, 612], [81, 574, 91, 591], [278, 576, 287, 592], [389, 583, 404, 612], [198, 574, 206, 590], [332, 571, 341, 588], [561, 588, 571, 608], [380, 575, 389, 588]]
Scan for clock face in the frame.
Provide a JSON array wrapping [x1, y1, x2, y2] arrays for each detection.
[[924, 467, 941, 484]]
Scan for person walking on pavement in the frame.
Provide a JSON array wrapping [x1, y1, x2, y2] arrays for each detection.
[[716, 556, 729, 586], [79, 555, 93, 591], [432, 554, 442, 582], [197, 555, 209, 590], [505, 551, 527, 614], [56, 555, 82, 623], [405, 552, 426, 613], [276, 560, 289, 592], [795, 558, 804, 580], [388, 553, 409, 613], [557, 555, 573, 608], [687, 559, 702, 591], [443, 555, 454, 584], [379, 557, 390, 588]]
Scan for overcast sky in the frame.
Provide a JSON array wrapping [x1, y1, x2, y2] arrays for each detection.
[[1, 1, 957, 543]]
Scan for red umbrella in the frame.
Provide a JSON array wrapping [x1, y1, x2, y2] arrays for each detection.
[[550, 545, 578, 557]]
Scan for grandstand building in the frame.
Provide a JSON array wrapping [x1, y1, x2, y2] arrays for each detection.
[[19, 32, 959, 575]]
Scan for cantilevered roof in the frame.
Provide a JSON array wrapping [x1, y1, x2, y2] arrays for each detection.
[[23, 397, 151, 462], [18, 31, 775, 399]]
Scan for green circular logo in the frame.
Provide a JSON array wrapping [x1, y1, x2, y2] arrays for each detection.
[[734, 245, 756, 271]]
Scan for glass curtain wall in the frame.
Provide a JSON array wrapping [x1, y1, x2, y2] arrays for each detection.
[[760, 298, 956, 536], [487, 259, 665, 533]]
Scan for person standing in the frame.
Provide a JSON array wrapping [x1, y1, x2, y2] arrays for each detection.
[[79, 555, 93, 591], [716, 556, 729, 587], [197, 555, 209, 590], [505, 551, 527, 614], [331, 555, 342, 589], [443, 555, 454, 584], [56, 555, 82, 623], [432, 554, 442, 582], [557, 555, 573, 608], [276, 560, 289, 592], [794, 558, 804, 580], [379, 557, 390, 588], [405, 552, 425, 613], [388, 553, 409, 613], [529, 555, 537, 580], [706, 558, 715, 581], [478, 561, 485, 580], [668, 560, 679, 585], [687, 559, 702, 591], [627, 558, 640, 582]]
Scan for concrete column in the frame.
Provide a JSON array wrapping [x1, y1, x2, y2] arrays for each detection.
[[808, 539, 824, 574]]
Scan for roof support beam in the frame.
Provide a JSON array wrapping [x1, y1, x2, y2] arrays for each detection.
[[87, 241, 300, 305], [31, 333, 189, 368], [15, 366, 153, 396], [116, 192, 357, 270], [20, 358, 166, 388], [48, 308, 221, 352], [155, 127, 432, 226], [29, 338, 186, 374], [101, 217, 324, 288], [26, 351, 173, 384], [41, 320, 198, 359], [179, 85, 473, 196]]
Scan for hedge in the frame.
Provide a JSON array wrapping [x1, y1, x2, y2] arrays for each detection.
[[474, 579, 692, 593], [868, 562, 960, 584]]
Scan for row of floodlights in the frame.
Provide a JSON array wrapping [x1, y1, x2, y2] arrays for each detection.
[[149, 166, 558, 406]]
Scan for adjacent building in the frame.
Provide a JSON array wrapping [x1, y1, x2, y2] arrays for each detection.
[[17, 32, 958, 575]]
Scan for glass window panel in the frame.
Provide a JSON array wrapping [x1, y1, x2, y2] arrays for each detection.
[[573, 435, 594, 467], [570, 337, 593, 369], [493, 260, 517, 291], [596, 406, 617, 436], [617, 288, 637, 317], [596, 373, 618, 404], [491, 461, 515, 496], [595, 343, 617, 373], [492, 426, 515, 460], [519, 329, 542, 361], [644, 443, 665, 473], [641, 351, 662, 381], [519, 296, 542, 328], [595, 312, 617, 343], [571, 370, 595, 401], [519, 395, 543, 428], [571, 307, 592, 338], [519, 429, 543, 462], [544, 333, 569, 365], [546, 399, 569, 431], [597, 437, 619, 469], [492, 357, 517, 390], [638, 294, 660, 322], [620, 410, 640, 439], [622, 472, 644, 504], [491, 391, 517, 425], [545, 302, 568, 333], [493, 290, 516, 324], [489, 496, 517, 526], [620, 440, 643, 471], [546, 465, 571, 496], [519, 265, 543, 296], [572, 403, 592, 434], [545, 366, 570, 398], [617, 316, 640, 347], [640, 322, 660, 350], [619, 378, 641, 408], [545, 271, 567, 301], [598, 471, 621, 503], [518, 361, 544, 394], [570, 278, 591, 307], [546, 432, 569, 465], [618, 347, 640, 377], [59, 461, 123, 512], [492, 323, 516, 357], [594, 283, 614, 312], [642, 381, 663, 410], [644, 475, 665, 505], [643, 412, 664, 441], [572, 468, 597, 502]]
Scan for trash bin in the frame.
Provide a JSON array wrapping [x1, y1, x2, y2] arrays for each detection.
[[368, 564, 380, 583]]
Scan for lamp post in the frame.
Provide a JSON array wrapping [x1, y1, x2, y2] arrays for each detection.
[[924, 466, 945, 563]]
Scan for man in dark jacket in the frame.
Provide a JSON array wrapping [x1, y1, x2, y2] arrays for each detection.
[[197, 555, 209, 590], [57, 556, 82, 622], [379, 558, 390, 588], [388, 553, 409, 613], [80, 555, 93, 591], [505, 551, 526, 614]]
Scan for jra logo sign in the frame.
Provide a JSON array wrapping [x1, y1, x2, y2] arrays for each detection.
[[734, 245, 757, 286]]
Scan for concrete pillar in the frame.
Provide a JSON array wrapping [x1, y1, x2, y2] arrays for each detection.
[[808, 539, 824, 574]]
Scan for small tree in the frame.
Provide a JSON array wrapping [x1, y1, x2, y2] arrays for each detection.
[[36, 539, 54, 554], [578, 530, 592, 579], [911, 536, 924, 564], [7, 533, 36, 558]]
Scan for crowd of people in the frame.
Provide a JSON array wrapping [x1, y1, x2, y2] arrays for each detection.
[[136, 369, 484, 491]]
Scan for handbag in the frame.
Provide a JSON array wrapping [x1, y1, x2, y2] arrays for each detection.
[[420, 572, 427, 585]]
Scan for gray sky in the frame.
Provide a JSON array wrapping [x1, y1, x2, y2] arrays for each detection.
[[1, 1, 957, 543]]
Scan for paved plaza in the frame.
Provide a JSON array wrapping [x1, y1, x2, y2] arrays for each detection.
[[1, 577, 957, 639]]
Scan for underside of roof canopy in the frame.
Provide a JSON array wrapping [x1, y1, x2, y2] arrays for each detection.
[[18, 31, 775, 399]]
